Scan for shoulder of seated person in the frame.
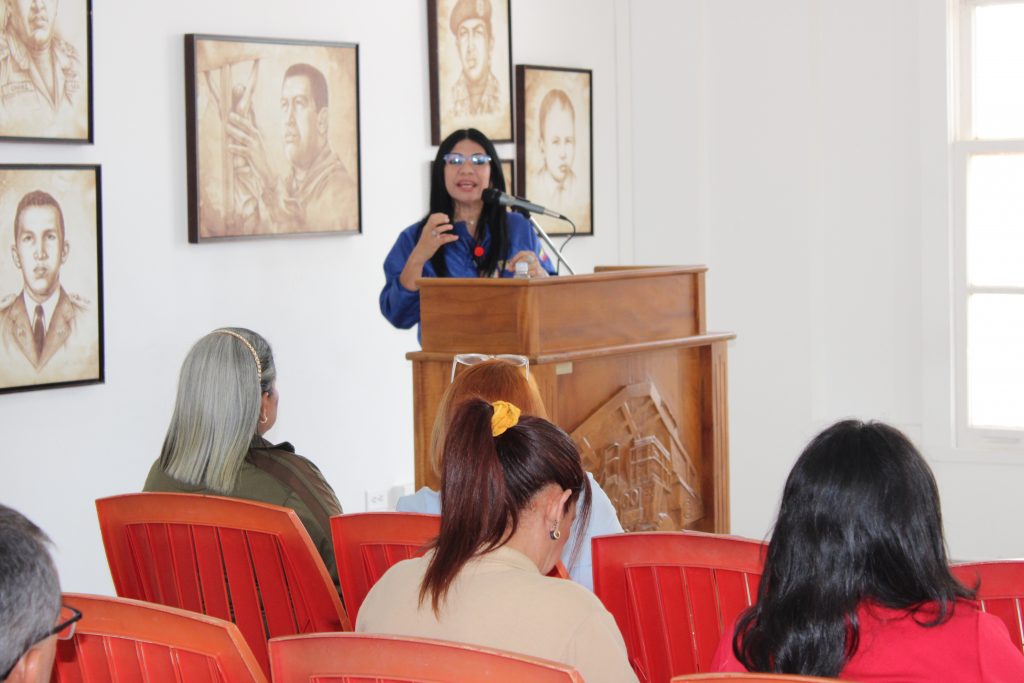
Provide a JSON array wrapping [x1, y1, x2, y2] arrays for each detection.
[[396, 487, 440, 513], [251, 437, 296, 454]]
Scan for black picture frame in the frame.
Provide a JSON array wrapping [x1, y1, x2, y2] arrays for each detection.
[[516, 64, 593, 236], [185, 34, 362, 242], [427, 0, 513, 145], [501, 158, 516, 195], [0, 0, 94, 143], [0, 164, 104, 394]]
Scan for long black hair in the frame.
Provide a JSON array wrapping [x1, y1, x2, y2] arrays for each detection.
[[419, 128, 509, 278], [734, 419, 973, 676]]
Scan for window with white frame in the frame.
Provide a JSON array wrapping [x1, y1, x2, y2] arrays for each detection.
[[954, 0, 1024, 444]]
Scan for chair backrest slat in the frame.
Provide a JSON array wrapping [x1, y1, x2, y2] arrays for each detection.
[[167, 523, 204, 611], [248, 532, 300, 637], [194, 524, 232, 619], [137, 641, 180, 683], [593, 531, 767, 683]]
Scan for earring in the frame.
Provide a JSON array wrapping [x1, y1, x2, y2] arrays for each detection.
[[549, 527, 561, 541], [259, 414, 268, 425]]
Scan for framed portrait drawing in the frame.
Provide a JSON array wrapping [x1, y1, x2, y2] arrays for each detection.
[[185, 34, 361, 242], [0, 165, 103, 394], [516, 65, 593, 236], [0, 0, 93, 142], [427, 0, 513, 144]]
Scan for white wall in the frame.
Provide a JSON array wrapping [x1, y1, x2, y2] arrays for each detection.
[[5, 0, 1020, 597], [0, 0, 626, 594], [630, 0, 1023, 560]]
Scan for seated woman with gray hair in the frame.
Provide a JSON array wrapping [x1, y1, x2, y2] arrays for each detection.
[[144, 327, 342, 581]]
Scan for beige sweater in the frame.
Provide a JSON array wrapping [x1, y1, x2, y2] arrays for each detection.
[[356, 545, 638, 683]]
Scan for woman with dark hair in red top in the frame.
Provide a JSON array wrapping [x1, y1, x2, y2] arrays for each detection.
[[711, 419, 1024, 681]]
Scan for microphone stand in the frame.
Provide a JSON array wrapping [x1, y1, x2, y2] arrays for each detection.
[[520, 210, 576, 275]]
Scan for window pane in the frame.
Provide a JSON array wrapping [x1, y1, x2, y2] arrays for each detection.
[[966, 154, 1024, 287], [967, 293, 1024, 430], [974, 4, 1024, 139]]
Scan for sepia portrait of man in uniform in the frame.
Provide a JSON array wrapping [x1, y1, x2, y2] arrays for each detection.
[[430, 0, 511, 143], [448, 0, 500, 117], [0, 0, 90, 140], [0, 187, 99, 390]]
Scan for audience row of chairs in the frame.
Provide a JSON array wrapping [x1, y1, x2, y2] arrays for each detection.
[[47, 594, 852, 682], [49, 593, 847, 682], [76, 492, 1023, 682], [52, 594, 587, 682]]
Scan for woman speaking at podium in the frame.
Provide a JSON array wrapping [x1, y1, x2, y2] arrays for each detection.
[[380, 128, 555, 332]]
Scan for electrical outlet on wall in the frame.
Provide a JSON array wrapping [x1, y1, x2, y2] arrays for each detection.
[[364, 489, 388, 511]]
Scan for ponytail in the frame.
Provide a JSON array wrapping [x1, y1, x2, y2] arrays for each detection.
[[420, 400, 507, 613]]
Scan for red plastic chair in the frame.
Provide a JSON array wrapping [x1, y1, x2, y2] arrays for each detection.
[[52, 593, 266, 682], [331, 512, 441, 623], [268, 632, 583, 682], [96, 493, 350, 678], [672, 675, 841, 682], [550, 559, 571, 579], [593, 531, 767, 683], [331, 511, 571, 623], [951, 560, 1024, 653]]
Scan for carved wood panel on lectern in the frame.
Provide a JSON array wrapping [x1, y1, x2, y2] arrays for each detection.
[[570, 381, 703, 532]]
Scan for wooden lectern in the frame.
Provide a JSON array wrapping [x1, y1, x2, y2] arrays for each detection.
[[407, 266, 734, 533]]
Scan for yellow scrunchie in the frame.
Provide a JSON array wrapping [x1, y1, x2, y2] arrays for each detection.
[[491, 400, 521, 437]]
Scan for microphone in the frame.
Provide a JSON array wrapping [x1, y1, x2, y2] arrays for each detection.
[[481, 188, 576, 275], [482, 188, 566, 220]]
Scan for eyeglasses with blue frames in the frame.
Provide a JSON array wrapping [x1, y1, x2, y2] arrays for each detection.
[[0, 605, 82, 679], [451, 353, 529, 383], [443, 152, 492, 167]]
